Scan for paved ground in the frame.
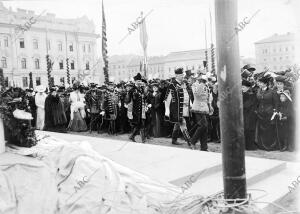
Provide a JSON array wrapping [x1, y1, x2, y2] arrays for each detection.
[[68, 131, 299, 162], [65, 131, 299, 213]]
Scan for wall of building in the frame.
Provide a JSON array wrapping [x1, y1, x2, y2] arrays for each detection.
[[0, 3, 100, 88], [255, 33, 296, 72]]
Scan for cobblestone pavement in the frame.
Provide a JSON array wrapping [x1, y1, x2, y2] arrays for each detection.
[[68, 131, 299, 162]]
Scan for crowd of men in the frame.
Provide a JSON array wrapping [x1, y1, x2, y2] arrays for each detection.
[[20, 64, 298, 152]]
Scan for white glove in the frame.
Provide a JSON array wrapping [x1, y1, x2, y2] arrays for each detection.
[[148, 104, 152, 108], [87, 109, 90, 112], [100, 111, 105, 116]]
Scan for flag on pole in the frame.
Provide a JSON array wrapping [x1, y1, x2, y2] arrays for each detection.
[[139, 12, 148, 77], [102, 0, 109, 84]]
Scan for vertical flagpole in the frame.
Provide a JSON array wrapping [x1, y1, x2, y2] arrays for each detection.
[[209, 8, 216, 75], [102, 0, 109, 83], [65, 32, 70, 85], [204, 20, 209, 73], [215, 0, 247, 203], [0, 68, 5, 154]]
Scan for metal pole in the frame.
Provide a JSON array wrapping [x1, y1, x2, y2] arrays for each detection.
[[214, 0, 247, 201]]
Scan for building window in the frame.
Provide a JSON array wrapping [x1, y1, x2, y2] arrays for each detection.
[[59, 60, 64, 69], [88, 44, 91, 53], [33, 39, 38, 49], [36, 77, 41, 86], [264, 58, 267, 61], [71, 60, 75, 70], [69, 43, 73, 52], [72, 77, 76, 83], [58, 42, 62, 51], [83, 44, 86, 52], [4, 37, 8, 47], [34, 58, 40, 69], [1, 57, 7, 68], [21, 58, 26, 69], [60, 77, 65, 84], [286, 56, 289, 60], [20, 38, 25, 48], [86, 61, 90, 70], [273, 48, 276, 53], [285, 47, 288, 52], [47, 40, 51, 50], [279, 47, 282, 52], [273, 57, 276, 61], [22, 77, 28, 88]]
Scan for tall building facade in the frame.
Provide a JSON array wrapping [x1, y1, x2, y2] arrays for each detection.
[[0, 3, 101, 88], [255, 32, 296, 72]]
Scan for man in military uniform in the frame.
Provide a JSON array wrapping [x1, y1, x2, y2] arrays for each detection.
[[128, 73, 147, 143], [101, 82, 119, 135], [164, 68, 194, 147], [85, 83, 102, 132]]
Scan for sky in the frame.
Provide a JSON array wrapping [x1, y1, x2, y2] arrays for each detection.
[[1, 0, 297, 59]]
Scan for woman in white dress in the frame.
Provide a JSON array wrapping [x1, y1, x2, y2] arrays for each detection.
[[35, 85, 47, 130], [68, 82, 87, 132]]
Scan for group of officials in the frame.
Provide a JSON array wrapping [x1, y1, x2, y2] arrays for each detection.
[[22, 64, 298, 152]]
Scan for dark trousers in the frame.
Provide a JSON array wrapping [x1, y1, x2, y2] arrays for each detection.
[[130, 119, 146, 143], [191, 113, 208, 151], [172, 117, 191, 144]]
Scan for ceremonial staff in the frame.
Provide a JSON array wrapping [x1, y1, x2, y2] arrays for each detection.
[[215, 0, 247, 205]]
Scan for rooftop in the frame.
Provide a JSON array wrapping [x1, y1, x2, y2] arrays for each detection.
[[255, 32, 295, 44]]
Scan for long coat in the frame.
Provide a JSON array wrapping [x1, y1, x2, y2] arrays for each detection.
[[243, 90, 258, 131], [164, 79, 194, 123], [150, 92, 163, 137], [256, 88, 278, 151], [131, 88, 146, 124], [44, 94, 67, 130]]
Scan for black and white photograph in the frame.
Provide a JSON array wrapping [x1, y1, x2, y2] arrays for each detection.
[[0, 0, 299, 213]]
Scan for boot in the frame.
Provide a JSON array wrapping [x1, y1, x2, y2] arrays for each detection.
[[129, 128, 138, 142], [171, 129, 183, 145]]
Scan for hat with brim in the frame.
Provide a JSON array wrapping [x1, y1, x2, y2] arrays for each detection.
[[185, 70, 194, 77], [49, 87, 57, 92], [242, 64, 256, 72], [275, 75, 287, 83], [198, 74, 208, 82], [258, 76, 271, 84], [133, 73, 142, 81], [174, 68, 184, 75], [151, 82, 159, 88], [36, 85, 46, 93]]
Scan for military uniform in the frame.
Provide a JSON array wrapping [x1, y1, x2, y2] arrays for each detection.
[[102, 88, 119, 134], [164, 68, 194, 146]]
